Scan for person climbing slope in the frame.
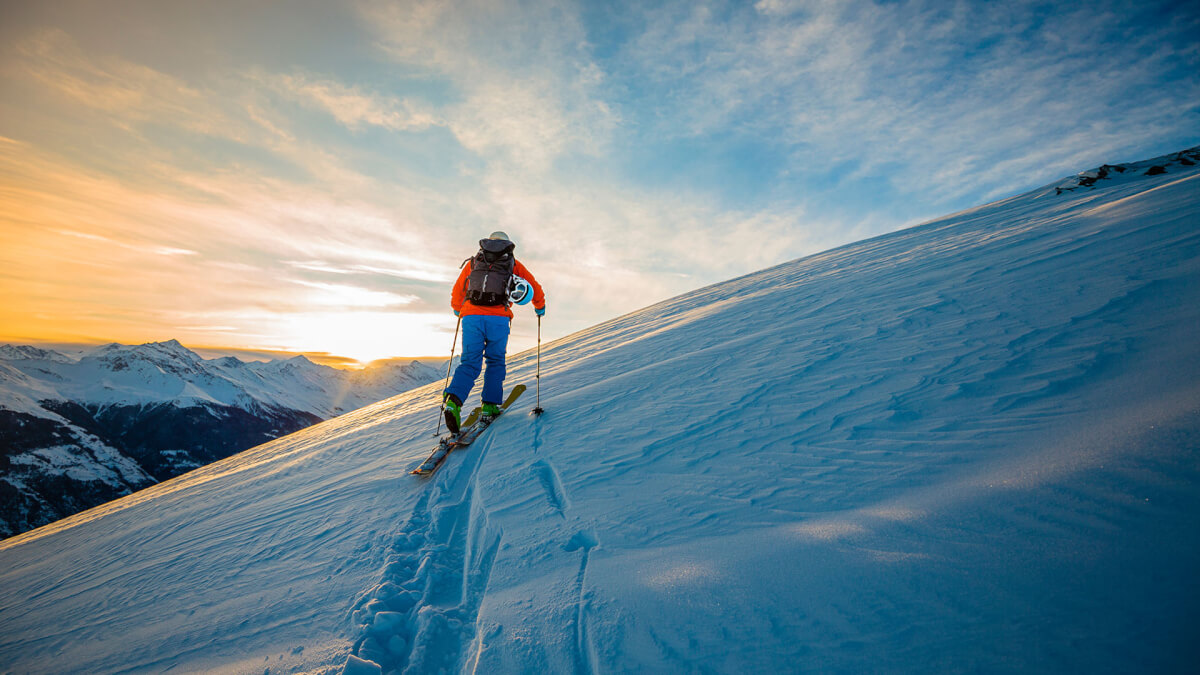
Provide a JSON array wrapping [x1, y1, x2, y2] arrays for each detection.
[[442, 231, 545, 433]]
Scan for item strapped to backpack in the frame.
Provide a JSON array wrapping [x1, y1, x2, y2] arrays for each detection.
[[508, 275, 532, 305], [463, 238, 516, 306]]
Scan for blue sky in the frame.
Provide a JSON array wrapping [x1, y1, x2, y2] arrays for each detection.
[[1, 0, 1197, 364]]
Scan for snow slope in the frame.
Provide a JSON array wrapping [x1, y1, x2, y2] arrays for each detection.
[[1, 148, 1198, 674]]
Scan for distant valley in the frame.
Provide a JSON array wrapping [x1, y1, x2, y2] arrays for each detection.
[[0, 340, 439, 538]]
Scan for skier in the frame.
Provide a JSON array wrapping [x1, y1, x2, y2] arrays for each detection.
[[442, 231, 545, 433]]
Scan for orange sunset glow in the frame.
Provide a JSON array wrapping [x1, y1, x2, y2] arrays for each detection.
[[1, 134, 454, 364], [3, 2, 1197, 365]]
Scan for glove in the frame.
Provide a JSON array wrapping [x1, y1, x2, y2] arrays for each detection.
[[454, 310, 460, 317], [535, 307, 545, 317]]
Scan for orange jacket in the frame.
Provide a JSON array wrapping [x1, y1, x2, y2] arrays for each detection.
[[451, 258, 545, 319]]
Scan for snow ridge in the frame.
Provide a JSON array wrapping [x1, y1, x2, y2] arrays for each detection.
[[1053, 145, 1199, 194]]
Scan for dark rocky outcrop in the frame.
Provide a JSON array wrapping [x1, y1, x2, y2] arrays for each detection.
[[1054, 146, 1197, 195]]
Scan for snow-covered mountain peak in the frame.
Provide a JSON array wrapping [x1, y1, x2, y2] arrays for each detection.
[[146, 338, 193, 356], [77, 340, 207, 383], [0, 339, 440, 417], [125, 339, 203, 362], [0, 339, 441, 539], [209, 355, 246, 369], [0, 344, 72, 363], [87, 339, 185, 361], [249, 353, 325, 373]]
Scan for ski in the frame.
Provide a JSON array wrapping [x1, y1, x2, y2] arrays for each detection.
[[411, 384, 527, 477], [415, 406, 480, 476], [461, 407, 482, 431]]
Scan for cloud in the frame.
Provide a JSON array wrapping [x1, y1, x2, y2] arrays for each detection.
[[287, 279, 418, 309], [346, 0, 1200, 309], [0, 128, 454, 356], [53, 229, 198, 257], [8, 28, 255, 143], [3, 8, 790, 360], [344, 0, 847, 333], [359, 0, 619, 170], [257, 67, 618, 196], [469, 168, 847, 334], [347, 263, 454, 284], [266, 73, 441, 132], [3, 1, 1196, 363], [617, 0, 1200, 200]]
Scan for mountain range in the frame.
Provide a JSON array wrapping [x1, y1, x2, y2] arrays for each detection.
[[0, 340, 439, 538]]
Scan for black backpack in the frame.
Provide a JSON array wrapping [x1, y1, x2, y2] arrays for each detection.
[[463, 238, 516, 306]]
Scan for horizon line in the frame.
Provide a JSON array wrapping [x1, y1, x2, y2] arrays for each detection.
[[0, 336, 445, 370]]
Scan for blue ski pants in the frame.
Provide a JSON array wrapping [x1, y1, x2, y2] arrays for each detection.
[[446, 314, 510, 405]]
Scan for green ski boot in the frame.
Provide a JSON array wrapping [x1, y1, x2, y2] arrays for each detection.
[[443, 394, 463, 434], [480, 401, 502, 423]]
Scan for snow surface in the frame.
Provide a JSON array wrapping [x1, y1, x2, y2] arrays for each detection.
[[6, 442, 149, 487], [0, 362, 64, 420], [1, 150, 1198, 673]]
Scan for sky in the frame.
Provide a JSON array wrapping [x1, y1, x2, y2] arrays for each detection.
[[1, 0, 1197, 366]]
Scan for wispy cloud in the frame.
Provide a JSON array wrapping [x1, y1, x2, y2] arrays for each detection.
[[54, 229, 198, 257], [0, 104, 456, 356], [342, 0, 846, 332], [9, 28, 255, 143], [360, 0, 619, 170], [288, 279, 418, 309], [267, 74, 441, 132], [2, 0, 1196, 363], [616, 0, 1200, 202]]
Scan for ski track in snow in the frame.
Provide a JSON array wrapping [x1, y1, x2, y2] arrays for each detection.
[[564, 528, 600, 675], [533, 459, 569, 518], [350, 419, 508, 674], [349, 408, 607, 675]]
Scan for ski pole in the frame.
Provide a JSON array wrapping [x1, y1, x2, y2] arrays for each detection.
[[532, 314, 544, 415], [435, 314, 462, 435]]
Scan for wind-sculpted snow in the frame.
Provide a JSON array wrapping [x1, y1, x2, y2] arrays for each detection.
[[2, 150, 1199, 673]]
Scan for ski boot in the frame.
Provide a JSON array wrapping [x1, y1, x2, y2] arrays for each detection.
[[443, 393, 463, 434], [480, 401, 502, 424]]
